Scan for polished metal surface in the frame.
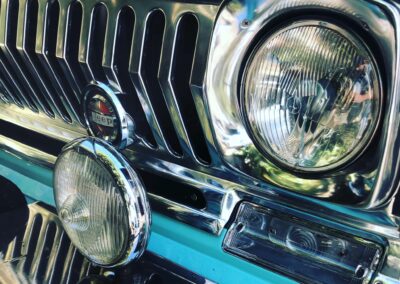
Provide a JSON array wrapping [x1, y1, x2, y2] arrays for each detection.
[[55, 137, 151, 267], [0, 0, 221, 163], [223, 202, 383, 284], [0, 0, 236, 235], [83, 82, 136, 149], [205, 0, 400, 208], [0, 203, 95, 284], [0, 0, 398, 281], [0, 203, 212, 284], [0, 0, 397, 238]]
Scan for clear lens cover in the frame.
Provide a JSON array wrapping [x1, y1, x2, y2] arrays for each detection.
[[54, 138, 150, 267], [55, 150, 129, 265], [224, 202, 381, 284], [242, 21, 380, 172]]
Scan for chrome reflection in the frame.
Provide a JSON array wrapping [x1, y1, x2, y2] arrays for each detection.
[[205, 0, 399, 206], [55, 138, 151, 267]]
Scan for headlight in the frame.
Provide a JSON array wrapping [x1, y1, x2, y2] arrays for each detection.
[[241, 21, 381, 172], [53, 138, 150, 267]]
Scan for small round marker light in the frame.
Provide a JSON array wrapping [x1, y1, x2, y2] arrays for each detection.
[[53, 137, 151, 267]]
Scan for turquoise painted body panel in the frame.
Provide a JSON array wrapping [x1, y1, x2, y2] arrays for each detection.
[[0, 149, 296, 284]]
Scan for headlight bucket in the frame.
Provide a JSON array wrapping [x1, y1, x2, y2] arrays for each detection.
[[53, 137, 151, 267], [205, 0, 398, 206]]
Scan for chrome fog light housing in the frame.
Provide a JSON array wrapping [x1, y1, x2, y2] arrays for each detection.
[[53, 137, 150, 267], [241, 21, 381, 173]]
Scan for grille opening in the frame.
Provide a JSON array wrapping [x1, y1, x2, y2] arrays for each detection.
[[0, 119, 64, 156], [31, 0, 71, 122], [2, 0, 42, 113], [171, 14, 211, 164], [141, 10, 182, 156], [0, 56, 27, 108], [87, 4, 108, 82], [0, 0, 25, 108], [115, 7, 156, 147], [68, 250, 85, 284], [62, 1, 85, 99], [138, 169, 207, 210], [0, 76, 19, 106], [43, 0, 78, 123], [392, 188, 400, 217], [51, 233, 71, 284], [36, 222, 57, 278], [23, 214, 43, 274]]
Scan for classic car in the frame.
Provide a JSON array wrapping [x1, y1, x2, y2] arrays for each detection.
[[0, 0, 399, 283]]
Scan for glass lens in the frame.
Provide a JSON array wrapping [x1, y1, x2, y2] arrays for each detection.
[[243, 22, 380, 171], [54, 149, 129, 265]]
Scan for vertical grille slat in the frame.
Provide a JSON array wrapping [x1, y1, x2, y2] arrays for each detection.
[[112, 6, 156, 147], [17, 0, 55, 112], [78, 3, 95, 82], [18, 213, 43, 274], [44, 226, 64, 283], [0, 54, 28, 108], [18, 0, 71, 122], [0, 0, 43, 113], [102, 7, 119, 86], [158, 13, 194, 159], [189, 15, 220, 165], [56, 1, 85, 107], [85, 3, 108, 82], [0, 74, 21, 106], [128, 9, 170, 151], [1, 205, 92, 284], [29, 220, 51, 278], [35, 0, 80, 123], [140, 10, 182, 156], [169, 14, 211, 164]]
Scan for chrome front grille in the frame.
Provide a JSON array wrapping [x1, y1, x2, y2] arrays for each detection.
[[0, 203, 211, 284], [0, 0, 219, 165], [0, 0, 233, 235], [1, 203, 94, 284]]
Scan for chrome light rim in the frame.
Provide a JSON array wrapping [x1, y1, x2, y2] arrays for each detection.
[[239, 20, 383, 174], [204, 0, 398, 205], [83, 82, 135, 150], [54, 137, 151, 267]]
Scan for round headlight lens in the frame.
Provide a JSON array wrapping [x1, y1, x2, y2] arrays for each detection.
[[242, 21, 380, 172], [54, 138, 150, 267]]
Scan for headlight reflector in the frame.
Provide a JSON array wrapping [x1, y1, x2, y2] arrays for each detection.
[[54, 138, 150, 267], [242, 21, 380, 172]]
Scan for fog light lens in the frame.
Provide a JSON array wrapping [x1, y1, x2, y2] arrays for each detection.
[[54, 138, 150, 267]]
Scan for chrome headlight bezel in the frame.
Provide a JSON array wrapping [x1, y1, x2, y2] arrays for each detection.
[[239, 19, 383, 174], [205, 0, 399, 206]]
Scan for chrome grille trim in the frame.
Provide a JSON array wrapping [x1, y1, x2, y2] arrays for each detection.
[[0, 0, 219, 165], [1, 203, 93, 284], [0, 0, 228, 234]]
